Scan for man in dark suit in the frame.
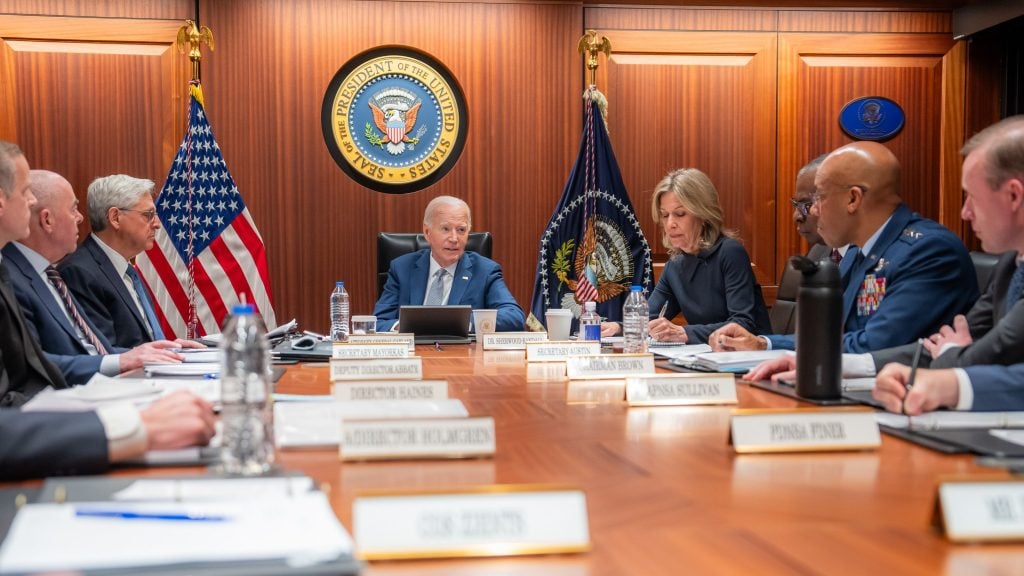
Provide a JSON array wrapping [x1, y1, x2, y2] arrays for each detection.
[[711, 141, 978, 354], [373, 195, 525, 331], [59, 174, 166, 348], [0, 141, 67, 406], [873, 115, 1024, 414], [3, 170, 186, 385]]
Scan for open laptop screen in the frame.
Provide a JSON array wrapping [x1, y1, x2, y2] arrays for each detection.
[[398, 305, 472, 343]]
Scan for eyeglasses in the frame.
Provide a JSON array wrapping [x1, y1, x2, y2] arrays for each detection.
[[119, 208, 157, 222], [789, 198, 813, 217]]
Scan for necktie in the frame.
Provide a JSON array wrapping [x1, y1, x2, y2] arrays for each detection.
[[125, 265, 166, 340], [830, 248, 843, 264], [1006, 261, 1024, 316], [424, 268, 448, 305], [45, 266, 108, 355]]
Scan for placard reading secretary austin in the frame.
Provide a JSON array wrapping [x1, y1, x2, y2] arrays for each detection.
[[321, 47, 468, 194]]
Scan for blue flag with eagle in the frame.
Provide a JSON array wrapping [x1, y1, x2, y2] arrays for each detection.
[[529, 88, 652, 329]]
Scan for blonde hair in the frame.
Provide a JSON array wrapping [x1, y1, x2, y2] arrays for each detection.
[[650, 168, 733, 255]]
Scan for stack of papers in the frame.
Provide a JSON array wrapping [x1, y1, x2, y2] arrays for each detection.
[[649, 343, 712, 360], [144, 362, 220, 377], [688, 350, 789, 372], [0, 491, 352, 573]]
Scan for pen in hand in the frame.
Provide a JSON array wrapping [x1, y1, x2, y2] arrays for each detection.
[[657, 302, 668, 319], [903, 338, 924, 414]]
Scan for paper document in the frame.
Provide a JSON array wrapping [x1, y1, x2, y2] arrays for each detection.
[[649, 344, 712, 360], [113, 477, 314, 501], [275, 399, 469, 448], [178, 349, 222, 363], [691, 350, 789, 372], [0, 492, 352, 573], [842, 377, 876, 392], [875, 411, 1024, 430], [144, 362, 220, 377]]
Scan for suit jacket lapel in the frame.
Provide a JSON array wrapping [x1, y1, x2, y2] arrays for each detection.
[[411, 251, 431, 305], [448, 253, 472, 305], [4, 247, 83, 349], [88, 237, 147, 328], [0, 265, 60, 388]]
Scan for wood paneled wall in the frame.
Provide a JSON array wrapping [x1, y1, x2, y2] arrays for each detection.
[[2, 1, 989, 333]]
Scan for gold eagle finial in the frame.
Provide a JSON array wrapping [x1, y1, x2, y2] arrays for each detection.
[[175, 19, 215, 81], [577, 30, 611, 88]]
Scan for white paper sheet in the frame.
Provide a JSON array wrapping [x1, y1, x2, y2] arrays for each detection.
[[112, 477, 314, 501], [144, 362, 220, 377], [875, 411, 1024, 430], [275, 399, 469, 448], [0, 492, 351, 573]]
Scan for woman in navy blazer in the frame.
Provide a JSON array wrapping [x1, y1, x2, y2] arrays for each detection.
[[608, 168, 770, 344]]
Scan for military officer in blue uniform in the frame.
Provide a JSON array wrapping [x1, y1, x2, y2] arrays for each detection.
[[710, 141, 978, 354]]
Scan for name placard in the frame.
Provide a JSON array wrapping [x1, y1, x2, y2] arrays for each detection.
[[334, 380, 448, 401], [345, 333, 416, 352], [331, 343, 411, 359], [341, 417, 495, 461], [626, 373, 736, 406], [565, 354, 655, 379], [933, 478, 1024, 542], [353, 484, 590, 560], [481, 332, 549, 350], [330, 357, 423, 381], [730, 408, 880, 453], [526, 341, 602, 362]]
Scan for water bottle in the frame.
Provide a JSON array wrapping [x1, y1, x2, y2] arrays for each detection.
[[622, 285, 649, 354], [580, 301, 601, 341], [792, 255, 842, 399], [219, 303, 275, 475], [330, 281, 350, 342]]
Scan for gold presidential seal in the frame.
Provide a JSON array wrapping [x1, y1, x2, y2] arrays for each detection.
[[321, 47, 468, 194]]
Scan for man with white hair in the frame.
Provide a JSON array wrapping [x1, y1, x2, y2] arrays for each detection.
[[373, 195, 525, 332], [2, 170, 188, 385], [59, 174, 168, 348]]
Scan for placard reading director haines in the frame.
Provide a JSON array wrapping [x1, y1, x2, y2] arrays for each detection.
[[321, 46, 468, 194]]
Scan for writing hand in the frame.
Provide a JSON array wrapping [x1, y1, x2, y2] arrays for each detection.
[[872, 364, 959, 415], [648, 318, 687, 343]]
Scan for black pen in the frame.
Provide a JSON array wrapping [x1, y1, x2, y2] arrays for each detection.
[[903, 338, 924, 414]]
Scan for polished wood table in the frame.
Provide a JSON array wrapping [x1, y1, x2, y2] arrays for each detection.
[[270, 345, 1024, 576]]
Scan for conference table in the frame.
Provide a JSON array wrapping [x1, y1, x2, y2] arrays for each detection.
[[269, 344, 1023, 575], [7, 344, 1024, 574]]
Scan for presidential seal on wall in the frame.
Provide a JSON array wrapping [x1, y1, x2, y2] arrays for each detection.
[[321, 46, 468, 194]]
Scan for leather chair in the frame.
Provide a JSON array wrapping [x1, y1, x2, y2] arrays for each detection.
[[377, 232, 493, 296], [970, 250, 1000, 295]]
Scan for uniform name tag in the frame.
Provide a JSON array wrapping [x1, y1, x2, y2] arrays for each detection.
[[481, 332, 548, 350], [565, 354, 655, 379], [345, 333, 416, 352], [934, 480, 1024, 542], [341, 417, 495, 461], [353, 485, 590, 559], [526, 341, 602, 362], [330, 357, 423, 381], [334, 380, 448, 401], [626, 373, 736, 405], [331, 343, 410, 359], [730, 408, 880, 453]]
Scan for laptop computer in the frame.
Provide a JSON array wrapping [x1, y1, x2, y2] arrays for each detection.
[[399, 305, 473, 344]]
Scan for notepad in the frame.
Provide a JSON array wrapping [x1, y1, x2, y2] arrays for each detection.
[[688, 350, 789, 372], [875, 411, 1024, 430]]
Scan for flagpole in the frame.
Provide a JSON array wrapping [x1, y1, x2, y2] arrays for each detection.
[[174, 20, 215, 338]]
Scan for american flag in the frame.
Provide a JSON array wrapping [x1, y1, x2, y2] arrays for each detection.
[[136, 82, 276, 338]]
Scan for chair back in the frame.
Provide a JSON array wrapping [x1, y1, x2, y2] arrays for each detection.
[[769, 244, 831, 334], [376, 232, 493, 296]]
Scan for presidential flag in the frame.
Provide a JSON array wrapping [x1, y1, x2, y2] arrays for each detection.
[[529, 88, 652, 327], [136, 81, 276, 338]]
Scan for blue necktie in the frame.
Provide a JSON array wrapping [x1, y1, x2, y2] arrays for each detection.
[[1006, 261, 1024, 316], [126, 266, 166, 340]]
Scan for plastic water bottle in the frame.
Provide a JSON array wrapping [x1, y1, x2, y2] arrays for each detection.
[[330, 281, 349, 342], [580, 301, 601, 341], [219, 303, 275, 475], [622, 285, 649, 354]]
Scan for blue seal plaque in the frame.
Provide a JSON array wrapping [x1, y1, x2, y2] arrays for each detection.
[[321, 46, 468, 194], [838, 96, 905, 142]]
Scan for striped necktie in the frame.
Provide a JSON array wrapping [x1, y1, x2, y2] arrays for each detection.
[[125, 265, 166, 340], [424, 268, 448, 305], [45, 266, 108, 355]]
